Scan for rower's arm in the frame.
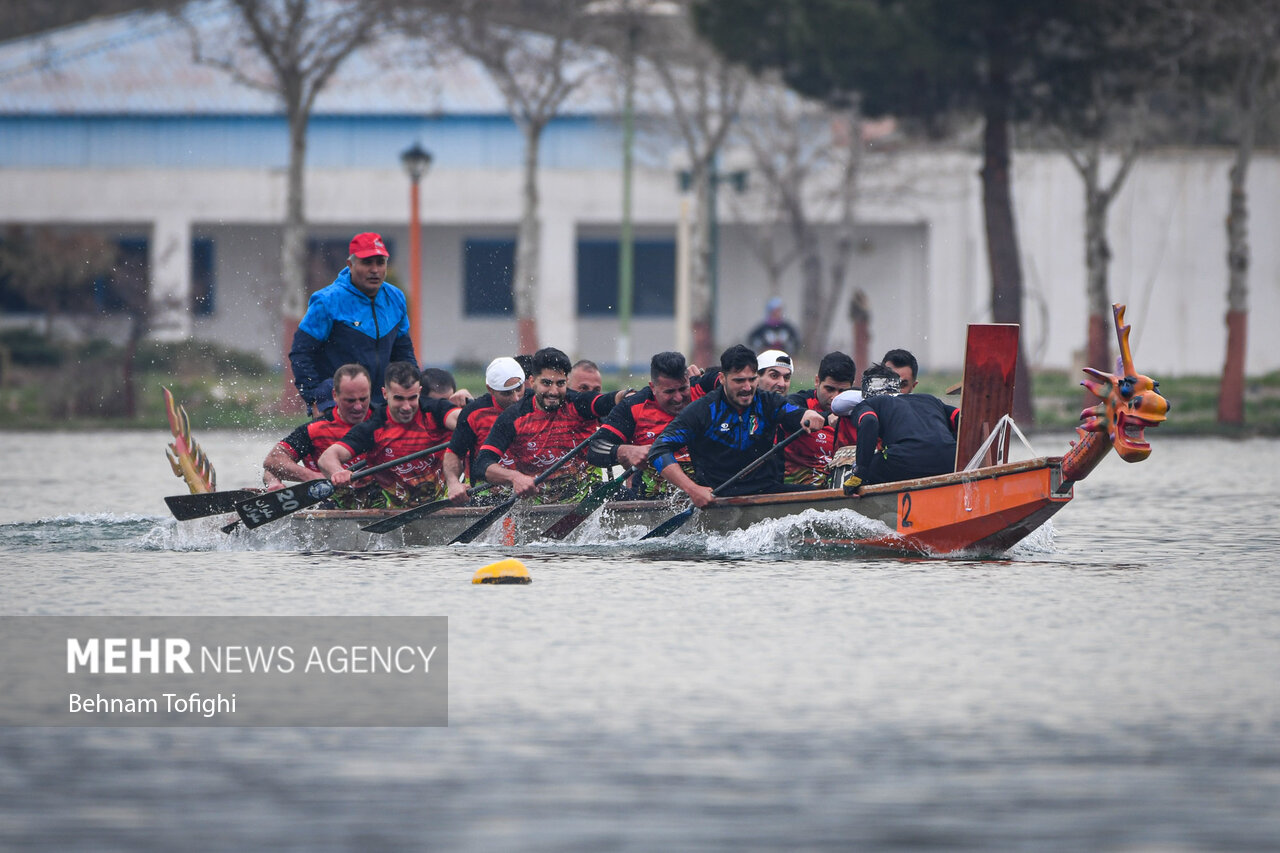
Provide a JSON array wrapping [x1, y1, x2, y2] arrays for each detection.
[[478, 458, 537, 498], [317, 443, 354, 484], [657, 462, 714, 508], [263, 443, 324, 483], [442, 450, 470, 504]]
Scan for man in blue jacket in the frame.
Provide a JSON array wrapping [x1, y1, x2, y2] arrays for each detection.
[[647, 344, 824, 506], [289, 232, 417, 414]]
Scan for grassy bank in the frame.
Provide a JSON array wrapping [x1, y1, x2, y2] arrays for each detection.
[[2, 332, 1278, 435]]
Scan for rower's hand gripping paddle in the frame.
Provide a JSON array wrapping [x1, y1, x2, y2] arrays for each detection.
[[639, 426, 807, 540], [232, 441, 450, 529]]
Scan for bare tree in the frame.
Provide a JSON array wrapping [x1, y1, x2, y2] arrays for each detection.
[[1049, 116, 1143, 379], [405, 0, 606, 354], [174, 0, 377, 410], [644, 25, 748, 367], [731, 77, 865, 357]]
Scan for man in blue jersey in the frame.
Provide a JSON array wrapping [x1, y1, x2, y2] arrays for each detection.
[[289, 232, 417, 415], [647, 344, 825, 507]]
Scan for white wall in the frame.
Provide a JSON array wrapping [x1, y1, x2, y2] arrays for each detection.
[[3, 149, 1279, 377]]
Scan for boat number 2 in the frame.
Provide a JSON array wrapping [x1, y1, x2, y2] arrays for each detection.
[[899, 493, 913, 528]]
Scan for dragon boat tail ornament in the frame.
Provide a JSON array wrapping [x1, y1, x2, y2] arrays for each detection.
[[1060, 304, 1170, 483]]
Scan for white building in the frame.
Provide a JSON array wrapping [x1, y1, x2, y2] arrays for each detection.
[[1, 3, 1277, 377]]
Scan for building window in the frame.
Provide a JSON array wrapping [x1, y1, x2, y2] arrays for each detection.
[[576, 239, 675, 316], [192, 238, 215, 315], [463, 238, 515, 316], [93, 238, 149, 314]]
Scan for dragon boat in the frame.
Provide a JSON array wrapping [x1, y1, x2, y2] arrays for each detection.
[[163, 304, 1169, 557]]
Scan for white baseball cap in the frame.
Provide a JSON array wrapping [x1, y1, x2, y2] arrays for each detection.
[[485, 357, 525, 391], [757, 350, 792, 373]]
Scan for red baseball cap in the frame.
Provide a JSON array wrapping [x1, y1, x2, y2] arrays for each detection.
[[349, 232, 389, 259]]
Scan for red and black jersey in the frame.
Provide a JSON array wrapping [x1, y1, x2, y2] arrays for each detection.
[[335, 396, 459, 505], [474, 389, 616, 501], [447, 392, 506, 479], [601, 387, 677, 446], [690, 368, 721, 401], [277, 410, 372, 472], [783, 390, 840, 486]]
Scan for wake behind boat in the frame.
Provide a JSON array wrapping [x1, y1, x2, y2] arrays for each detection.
[[163, 305, 1168, 558]]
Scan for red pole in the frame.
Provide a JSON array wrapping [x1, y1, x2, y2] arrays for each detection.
[[408, 178, 423, 360]]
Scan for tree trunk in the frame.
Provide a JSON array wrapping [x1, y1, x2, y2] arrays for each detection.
[[1083, 147, 1113, 377], [1219, 55, 1259, 426], [513, 123, 542, 354], [279, 101, 309, 415], [795, 218, 822, 357], [689, 162, 715, 368], [981, 28, 1034, 425], [849, 289, 870, 382]]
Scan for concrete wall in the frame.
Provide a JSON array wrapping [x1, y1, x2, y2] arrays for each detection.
[[3, 149, 1278, 377]]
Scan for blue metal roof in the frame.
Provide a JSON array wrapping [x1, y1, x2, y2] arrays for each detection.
[[0, 113, 626, 169]]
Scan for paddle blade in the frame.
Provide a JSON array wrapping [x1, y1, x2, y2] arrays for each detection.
[[361, 497, 454, 533], [234, 481, 335, 529], [540, 469, 634, 540], [639, 506, 696, 540], [449, 497, 517, 545], [165, 489, 258, 521]]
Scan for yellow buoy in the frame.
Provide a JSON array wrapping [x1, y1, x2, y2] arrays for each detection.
[[472, 558, 531, 584]]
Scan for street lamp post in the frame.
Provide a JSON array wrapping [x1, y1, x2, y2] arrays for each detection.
[[585, 0, 680, 371], [400, 141, 433, 361], [617, 21, 637, 373]]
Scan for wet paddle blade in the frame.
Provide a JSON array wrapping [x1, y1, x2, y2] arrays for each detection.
[[361, 497, 453, 533], [639, 506, 696, 540], [165, 490, 258, 520], [234, 481, 336, 529], [449, 497, 517, 545], [540, 468, 636, 541]]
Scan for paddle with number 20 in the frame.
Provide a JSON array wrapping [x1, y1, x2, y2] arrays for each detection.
[[233, 441, 450, 529]]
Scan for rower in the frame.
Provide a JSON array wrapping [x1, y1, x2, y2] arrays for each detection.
[[841, 363, 958, 491], [262, 364, 374, 505], [647, 344, 825, 508], [442, 356, 526, 505], [755, 349, 793, 395], [568, 359, 603, 394], [422, 366, 475, 408], [473, 347, 626, 504], [587, 351, 694, 498], [881, 348, 920, 393], [784, 351, 857, 488], [317, 361, 461, 507]]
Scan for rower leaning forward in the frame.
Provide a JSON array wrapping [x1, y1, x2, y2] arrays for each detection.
[[317, 361, 461, 507], [647, 344, 825, 509], [473, 347, 628, 504]]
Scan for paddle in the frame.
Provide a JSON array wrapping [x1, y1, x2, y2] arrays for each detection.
[[165, 489, 260, 521], [639, 426, 807, 540], [233, 442, 450, 529], [360, 482, 496, 534], [540, 465, 641, 540], [448, 429, 605, 545]]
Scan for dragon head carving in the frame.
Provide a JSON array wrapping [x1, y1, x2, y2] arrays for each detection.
[[1078, 304, 1169, 462]]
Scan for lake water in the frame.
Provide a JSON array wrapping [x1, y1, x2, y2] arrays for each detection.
[[1, 429, 1278, 851]]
